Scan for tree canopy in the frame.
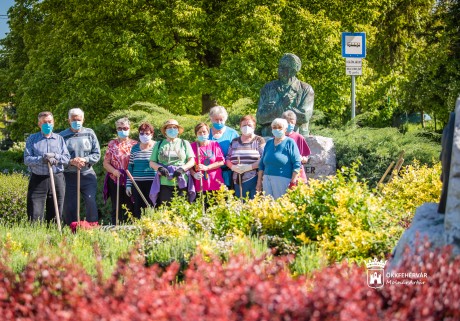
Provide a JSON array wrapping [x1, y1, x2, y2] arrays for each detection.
[[0, 0, 458, 139]]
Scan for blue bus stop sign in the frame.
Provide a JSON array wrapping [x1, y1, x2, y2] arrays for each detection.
[[342, 32, 366, 58]]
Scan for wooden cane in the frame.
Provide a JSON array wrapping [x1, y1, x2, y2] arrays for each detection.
[[237, 156, 243, 199], [126, 169, 151, 208], [116, 175, 120, 225], [197, 147, 205, 215], [77, 167, 81, 222], [377, 161, 394, 187], [47, 162, 62, 233]]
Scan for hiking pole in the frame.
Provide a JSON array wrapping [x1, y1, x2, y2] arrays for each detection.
[[77, 167, 81, 222], [47, 162, 62, 233], [116, 175, 120, 225], [197, 149, 205, 215], [126, 169, 151, 208], [237, 156, 243, 199]]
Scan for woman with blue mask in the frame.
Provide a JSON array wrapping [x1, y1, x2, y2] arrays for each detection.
[[126, 122, 157, 218], [256, 118, 301, 199], [208, 105, 239, 189], [103, 117, 137, 224], [149, 119, 195, 206], [190, 123, 225, 205], [281, 110, 311, 184]]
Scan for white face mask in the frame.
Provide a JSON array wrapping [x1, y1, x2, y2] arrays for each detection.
[[139, 134, 152, 144], [241, 125, 254, 135]]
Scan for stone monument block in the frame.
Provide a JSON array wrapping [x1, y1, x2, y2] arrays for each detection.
[[304, 135, 336, 180]]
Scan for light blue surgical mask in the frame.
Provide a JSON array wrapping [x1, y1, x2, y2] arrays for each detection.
[[166, 128, 178, 139], [286, 124, 295, 133], [197, 135, 208, 142], [212, 122, 225, 130], [71, 121, 83, 131], [117, 130, 130, 138], [41, 123, 53, 135], [272, 129, 285, 139]]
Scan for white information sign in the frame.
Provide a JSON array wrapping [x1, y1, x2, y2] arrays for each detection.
[[346, 58, 362, 75]]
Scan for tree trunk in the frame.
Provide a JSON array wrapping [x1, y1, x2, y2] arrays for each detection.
[[201, 94, 218, 115]]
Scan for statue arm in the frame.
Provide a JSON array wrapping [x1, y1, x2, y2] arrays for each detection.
[[256, 84, 284, 125], [291, 85, 314, 124]]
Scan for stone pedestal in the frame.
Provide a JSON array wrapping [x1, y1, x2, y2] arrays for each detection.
[[304, 135, 336, 180]]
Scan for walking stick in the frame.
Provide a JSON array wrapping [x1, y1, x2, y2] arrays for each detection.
[[47, 162, 62, 233], [77, 167, 81, 222], [237, 156, 243, 199], [116, 175, 120, 225], [126, 169, 151, 208], [197, 148, 205, 215]]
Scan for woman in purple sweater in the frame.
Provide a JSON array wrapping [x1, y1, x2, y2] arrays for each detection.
[[256, 118, 301, 199]]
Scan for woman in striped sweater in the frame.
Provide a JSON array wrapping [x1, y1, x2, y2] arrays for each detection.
[[126, 122, 157, 218], [226, 115, 265, 199]]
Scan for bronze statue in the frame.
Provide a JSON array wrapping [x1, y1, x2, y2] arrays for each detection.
[[438, 111, 455, 214], [256, 53, 314, 137]]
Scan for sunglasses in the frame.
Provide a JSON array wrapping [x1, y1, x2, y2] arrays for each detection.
[[117, 127, 129, 131]]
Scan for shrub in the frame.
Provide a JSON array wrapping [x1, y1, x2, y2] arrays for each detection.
[[0, 173, 28, 223], [0, 142, 27, 173], [315, 126, 441, 186]]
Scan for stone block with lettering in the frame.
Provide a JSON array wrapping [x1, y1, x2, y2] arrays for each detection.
[[304, 135, 336, 180]]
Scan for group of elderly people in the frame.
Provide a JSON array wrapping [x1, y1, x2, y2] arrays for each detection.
[[24, 105, 310, 225]]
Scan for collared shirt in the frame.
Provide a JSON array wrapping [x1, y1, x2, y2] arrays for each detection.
[[60, 127, 101, 173], [24, 132, 70, 175]]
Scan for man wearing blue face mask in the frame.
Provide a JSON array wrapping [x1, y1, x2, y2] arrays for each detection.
[[59, 108, 101, 225], [24, 111, 70, 222]]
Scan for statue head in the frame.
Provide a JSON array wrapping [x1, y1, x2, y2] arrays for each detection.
[[278, 53, 301, 84]]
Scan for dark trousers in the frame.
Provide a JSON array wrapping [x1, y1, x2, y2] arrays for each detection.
[[107, 178, 134, 225], [132, 180, 155, 218], [234, 176, 257, 200], [27, 172, 65, 223], [157, 185, 187, 207], [63, 170, 98, 225]]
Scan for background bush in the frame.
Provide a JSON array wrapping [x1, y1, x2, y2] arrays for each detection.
[[0, 172, 28, 223]]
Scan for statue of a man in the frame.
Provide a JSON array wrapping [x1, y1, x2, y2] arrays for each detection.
[[256, 53, 314, 137]]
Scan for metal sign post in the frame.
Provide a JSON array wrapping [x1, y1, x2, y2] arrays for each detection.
[[342, 32, 366, 120]]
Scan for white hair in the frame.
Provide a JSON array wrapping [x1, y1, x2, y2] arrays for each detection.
[[209, 106, 228, 122], [271, 118, 288, 130], [282, 110, 296, 123], [115, 117, 130, 127], [68, 108, 84, 119]]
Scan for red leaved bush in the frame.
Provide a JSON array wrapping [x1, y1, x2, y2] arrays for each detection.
[[0, 244, 459, 320]]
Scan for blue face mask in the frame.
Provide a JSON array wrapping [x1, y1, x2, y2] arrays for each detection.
[[212, 122, 225, 130], [166, 128, 178, 139], [71, 121, 83, 130], [272, 129, 285, 139], [286, 124, 295, 133], [197, 135, 208, 142], [41, 123, 53, 135], [117, 130, 130, 138]]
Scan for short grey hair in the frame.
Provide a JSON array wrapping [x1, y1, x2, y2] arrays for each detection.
[[115, 117, 130, 128], [38, 111, 53, 121], [279, 53, 301, 73], [209, 106, 228, 122], [68, 108, 84, 119], [282, 110, 296, 123], [271, 118, 288, 130]]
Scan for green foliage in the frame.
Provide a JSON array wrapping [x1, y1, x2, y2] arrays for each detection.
[[315, 125, 441, 185], [0, 172, 28, 224], [0, 142, 27, 173]]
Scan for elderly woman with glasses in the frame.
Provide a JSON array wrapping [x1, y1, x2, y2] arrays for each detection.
[[256, 118, 301, 199], [149, 119, 195, 206], [208, 105, 239, 189], [103, 117, 137, 224]]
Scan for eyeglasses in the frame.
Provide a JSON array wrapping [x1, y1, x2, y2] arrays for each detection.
[[139, 132, 152, 135], [117, 127, 129, 131], [166, 126, 179, 129]]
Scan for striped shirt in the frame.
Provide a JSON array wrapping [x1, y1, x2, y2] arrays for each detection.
[[127, 142, 157, 188], [24, 132, 70, 175], [227, 136, 265, 183]]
